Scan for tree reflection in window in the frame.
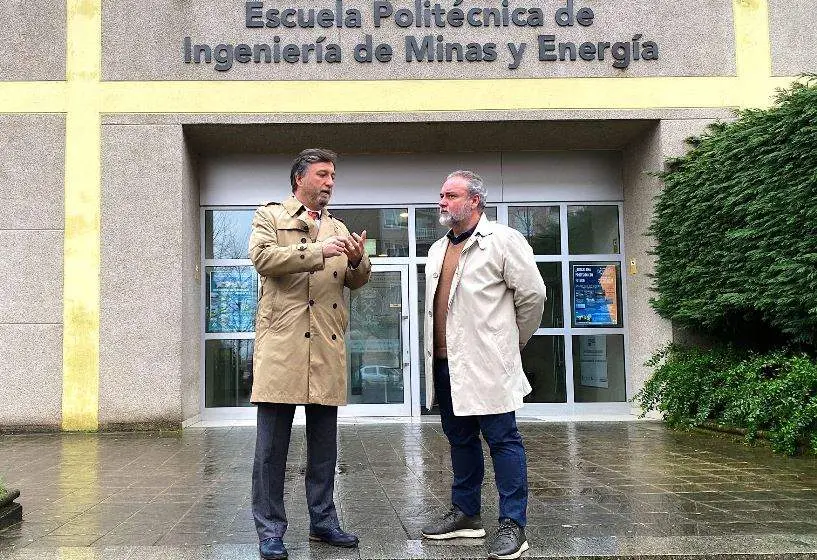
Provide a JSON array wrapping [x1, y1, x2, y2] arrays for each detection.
[[206, 266, 257, 333], [509, 206, 560, 255], [567, 206, 620, 255], [206, 210, 255, 259]]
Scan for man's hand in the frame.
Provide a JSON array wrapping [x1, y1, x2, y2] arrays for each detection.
[[344, 230, 367, 268], [322, 236, 348, 259]]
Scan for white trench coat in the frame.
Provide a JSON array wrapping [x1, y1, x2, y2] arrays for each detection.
[[424, 213, 547, 416]]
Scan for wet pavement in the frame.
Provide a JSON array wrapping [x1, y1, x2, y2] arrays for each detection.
[[2, 420, 817, 559]]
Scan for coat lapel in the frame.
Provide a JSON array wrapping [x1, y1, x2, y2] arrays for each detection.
[[427, 238, 447, 306], [447, 214, 492, 308], [283, 195, 311, 235]]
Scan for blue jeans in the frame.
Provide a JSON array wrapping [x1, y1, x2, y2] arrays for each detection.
[[434, 358, 528, 526]]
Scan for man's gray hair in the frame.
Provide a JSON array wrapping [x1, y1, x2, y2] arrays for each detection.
[[290, 148, 337, 192], [445, 170, 487, 210]]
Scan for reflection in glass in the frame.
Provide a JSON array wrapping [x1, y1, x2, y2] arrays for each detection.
[[570, 262, 622, 328], [567, 205, 620, 255], [330, 208, 409, 257], [205, 266, 257, 333], [205, 339, 253, 407], [346, 271, 405, 404], [522, 336, 566, 403], [537, 263, 563, 328], [572, 334, 626, 402], [205, 210, 255, 259], [509, 206, 560, 254], [415, 207, 498, 257]]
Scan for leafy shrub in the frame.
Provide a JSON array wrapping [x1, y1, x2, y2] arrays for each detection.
[[637, 345, 817, 455], [650, 77, 817, 350]]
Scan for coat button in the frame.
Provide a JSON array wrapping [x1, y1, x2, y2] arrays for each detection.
[[433, 272, 439, 278], [301, 238, 307, 243], [333, 271, 338, 278], [427, 350, 431, 357], [300, 255, 305, 259], [332, 303, 337, 309], [304, 332, 310, 338], [309, 299, 315, 306], [427, 311, 432, 317], [331, 334, 337, 340]]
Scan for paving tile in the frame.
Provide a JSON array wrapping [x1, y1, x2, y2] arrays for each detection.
[[24, 533, 104, 547], [92, 530, 165, 547], [5, 422, 817, 557]]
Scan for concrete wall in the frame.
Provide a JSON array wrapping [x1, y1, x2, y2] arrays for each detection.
[[181, 139, 202, 421], [99, 124, 201, 429], [769, 0, 817, 76], [0, 0, 65, 80], [622, 118, 717, 406], [102, 0, 736, 80], [0, 115, 65, 429]]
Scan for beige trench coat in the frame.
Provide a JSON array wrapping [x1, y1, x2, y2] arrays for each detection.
[[424, 214, 546, 416], [249, 195, 371, 405]]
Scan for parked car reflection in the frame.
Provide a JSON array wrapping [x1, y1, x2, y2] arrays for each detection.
[[358, 365, 404, 404]]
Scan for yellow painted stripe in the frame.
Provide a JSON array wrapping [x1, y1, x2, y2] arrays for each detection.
[[734, 0, 771, 79], [66, 0, 102, 80], [0, 83, 68, 113], [1, 75, 797, 117], [99, 76, 789, 114], [62, 0, 102, 431], [733, 0, 773, 107], [62, 104, 101, 431]]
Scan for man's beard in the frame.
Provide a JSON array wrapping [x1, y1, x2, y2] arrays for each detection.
[[439, 205, 471, 228]]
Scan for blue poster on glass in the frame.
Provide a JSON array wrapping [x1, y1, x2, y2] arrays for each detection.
[[572, 264, 620, 327], [207, 267, 257, 333]]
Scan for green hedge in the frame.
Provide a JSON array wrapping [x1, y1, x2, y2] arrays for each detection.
[[637, 345, 817, 455], [650, 78, 817, 349]]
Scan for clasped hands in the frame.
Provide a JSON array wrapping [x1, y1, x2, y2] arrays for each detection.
[[322, 230, 367, 267]]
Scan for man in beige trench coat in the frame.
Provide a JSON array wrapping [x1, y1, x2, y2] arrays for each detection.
[[421, 170, 546, 560], [248, 148, 371, 560]]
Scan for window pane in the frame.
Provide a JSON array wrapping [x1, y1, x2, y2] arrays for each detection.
[[205, 266, 257, 333], [415, 207, 497, 257], [346, 271, 405, 404], [205, 210, 254, 259], [417, 264, 437, 413], [522, 336, 567, 403], [538, 263, 563, 328], [330, 208, 409, 257], [205, 339, 253, 407], [572, 334, 626, 402], [570, 262, 622, 328], [509, 206, 560, 254], [567, 205, 620, 255]]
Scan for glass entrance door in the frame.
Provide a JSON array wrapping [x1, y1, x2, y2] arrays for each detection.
[[341, 265, 410, 417]]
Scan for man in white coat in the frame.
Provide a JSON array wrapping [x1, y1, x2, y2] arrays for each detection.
[[421, 170, 546, 560]]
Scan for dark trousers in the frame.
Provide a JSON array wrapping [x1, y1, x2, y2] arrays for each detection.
[[433, 358, 528, 527], [252, 403, 340, 540]]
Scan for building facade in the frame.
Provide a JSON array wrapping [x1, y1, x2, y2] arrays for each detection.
[[0, 0, 812, 430]]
